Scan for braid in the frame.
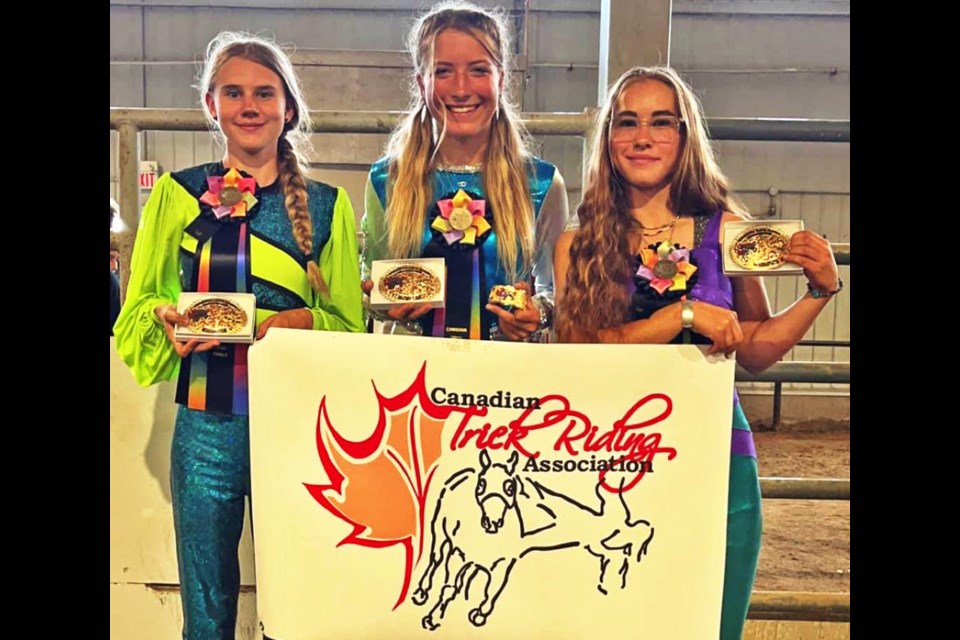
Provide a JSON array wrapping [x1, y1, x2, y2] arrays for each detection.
[[278, 137, 327, 295]]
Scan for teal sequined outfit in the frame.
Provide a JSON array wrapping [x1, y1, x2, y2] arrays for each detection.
[[171, 407, 251, 639], [363, 156, 566, 339]]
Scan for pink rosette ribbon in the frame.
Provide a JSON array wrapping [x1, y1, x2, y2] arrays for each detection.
[[636, 242, 699, 295], [430, 189, 491, 246], [199, 167, 258, 219]]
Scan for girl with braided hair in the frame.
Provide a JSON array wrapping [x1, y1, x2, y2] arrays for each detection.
[[113, 31, 363, 639], [361, 0, 569, 341]]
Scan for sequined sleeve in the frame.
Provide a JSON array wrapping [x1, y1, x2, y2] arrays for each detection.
[[311, 187, 365, 332], [113, 173, 197, 386], [532, 169, 570, 300]]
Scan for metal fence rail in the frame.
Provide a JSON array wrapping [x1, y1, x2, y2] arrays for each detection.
[[749, 591, 850, 622], [735, 361, 849, 384], [760, 477, 849, 500]]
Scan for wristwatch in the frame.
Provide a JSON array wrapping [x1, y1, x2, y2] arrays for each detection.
[[807, 278, 844, 299]]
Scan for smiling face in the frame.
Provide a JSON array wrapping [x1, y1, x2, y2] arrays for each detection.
[[204, 56, 293, 163], [609, 79, 684, 204], [421, 28, 502, 146]]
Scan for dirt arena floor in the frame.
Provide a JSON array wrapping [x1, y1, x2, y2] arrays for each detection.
[[751, 420, 850, 594]]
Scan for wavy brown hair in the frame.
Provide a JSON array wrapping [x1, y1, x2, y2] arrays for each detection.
[[556, 66, 746, 341], [382, 1, 535, 282], [199, 31, 327, 294]]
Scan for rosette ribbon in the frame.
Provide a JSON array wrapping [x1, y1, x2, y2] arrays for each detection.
[[636, 242, 698, 295], [199, 167, 258, 219], [430, 189, 491, 246]]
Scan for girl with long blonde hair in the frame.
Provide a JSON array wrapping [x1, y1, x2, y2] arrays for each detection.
[[361, 0, 569, 341], [554, 66, 842, 638], [113, 31, 363, 639]]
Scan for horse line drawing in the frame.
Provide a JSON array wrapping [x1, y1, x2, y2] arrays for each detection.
[[411, 450, 656, 630]]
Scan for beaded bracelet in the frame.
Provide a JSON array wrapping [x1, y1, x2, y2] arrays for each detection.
[[807, 277, 844, 299]]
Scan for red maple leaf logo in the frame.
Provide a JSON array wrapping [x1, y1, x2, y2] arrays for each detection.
[[304, 363, 461, 609]]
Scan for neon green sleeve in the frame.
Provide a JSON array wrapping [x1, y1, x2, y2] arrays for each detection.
[[311, 187, 365, 332], [360, 174, 388, 282], [113, 174, 197, 386]]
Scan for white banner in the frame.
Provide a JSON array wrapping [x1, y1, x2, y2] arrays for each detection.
[[249, 330, 735, 640]]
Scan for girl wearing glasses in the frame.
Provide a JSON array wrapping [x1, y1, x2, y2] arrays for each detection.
[[361, 0, 569, 341], [553, 67, 841, 639]]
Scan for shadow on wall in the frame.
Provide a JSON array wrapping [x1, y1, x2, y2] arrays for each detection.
[[110, 337, 177, 504], [148, 378, 177, 503]]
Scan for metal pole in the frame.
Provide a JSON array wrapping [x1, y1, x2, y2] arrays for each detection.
[[735, 362, 849, 384], [748, 591, 849, 621], [759, 477, 850, 500], [831, 242, 849, 265], [709, 117, 850, 142], [772, 381, 783, 431], [116, 122, 140, 299]]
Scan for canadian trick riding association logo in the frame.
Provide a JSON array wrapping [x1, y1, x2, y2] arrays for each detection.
[[304, 363, 677, 631]]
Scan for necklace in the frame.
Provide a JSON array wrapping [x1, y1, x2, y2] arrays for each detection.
[[636, 215, 679, 238], [436, 168, 472, 197], [436, 163, 483, 175]]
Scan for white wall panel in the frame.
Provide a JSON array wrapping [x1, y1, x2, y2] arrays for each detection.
[[110, 6, 145, 59], [716, 141, 849, 193], [689, 72, 849, 119], [110, 66, 146, 108], [672, 15, 848, 69], [529, 12, 600, 64], [142, 7, 408, 56], [526, 67, 598, 112], [142, 65, 201, 108]]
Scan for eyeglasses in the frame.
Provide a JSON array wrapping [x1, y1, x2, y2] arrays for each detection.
[[610, 115, 684, 143]]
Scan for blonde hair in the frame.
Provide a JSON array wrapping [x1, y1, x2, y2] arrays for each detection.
[[198, 31, 326, 294], [557, 66, 747, 341], [383, 1, 535, 282]]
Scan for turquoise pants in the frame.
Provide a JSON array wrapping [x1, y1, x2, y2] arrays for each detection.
[[170, 405, 251, 640], [721, 403, 763, 639]]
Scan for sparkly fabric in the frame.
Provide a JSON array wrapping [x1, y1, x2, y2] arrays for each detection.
[[629, 209, 761, 639], [174, 162, 336, 315], [171, 406, 250, 640]]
